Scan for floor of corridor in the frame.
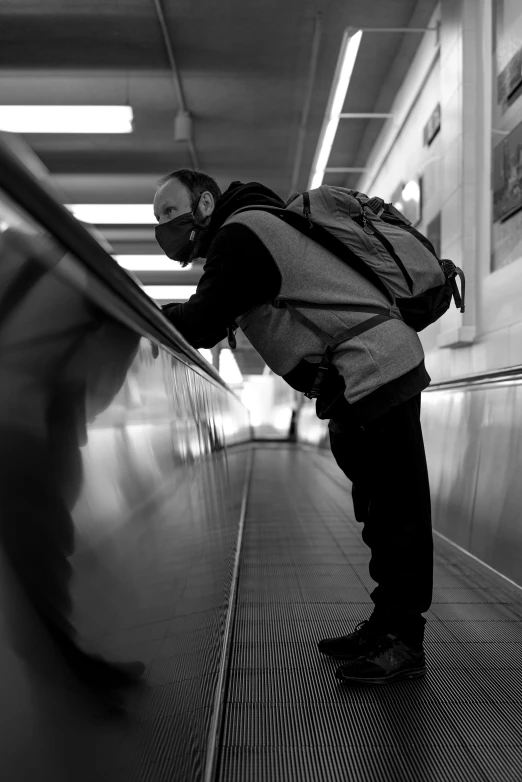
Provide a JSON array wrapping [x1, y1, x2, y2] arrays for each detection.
[[2, 442, 522, 781], [217, 444, 522, 782]]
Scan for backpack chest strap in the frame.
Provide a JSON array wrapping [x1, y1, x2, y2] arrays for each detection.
[[275, 300, 394, 348], [278, 302, 394, 399]]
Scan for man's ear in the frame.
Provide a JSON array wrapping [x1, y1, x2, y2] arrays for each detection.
[[201, 190, 215, 215]]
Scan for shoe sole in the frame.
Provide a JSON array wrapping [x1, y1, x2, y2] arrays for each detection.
[[336, 666, 427, 685]]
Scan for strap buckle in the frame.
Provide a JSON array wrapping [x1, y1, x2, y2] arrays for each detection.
[[227, 323, 237, 350], [304, 349, 332, 399], [302, 191, 313, 229], [441, 259, 466, 313], [366, 197, 385, 217]]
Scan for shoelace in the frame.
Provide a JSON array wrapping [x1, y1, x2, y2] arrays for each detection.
[[354, 619, 382, 639]]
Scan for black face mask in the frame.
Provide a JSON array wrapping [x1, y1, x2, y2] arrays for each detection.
[[154, 198, 202, 266]]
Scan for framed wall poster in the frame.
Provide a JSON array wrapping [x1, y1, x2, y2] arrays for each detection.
[[423, 103, 441, 146], [497, 45, 522, 108], [493, 118, 522, 222]]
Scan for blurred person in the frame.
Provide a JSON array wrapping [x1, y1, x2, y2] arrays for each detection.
[[288, 393, 304, 443], [0, 226, 145, 705], [153, 169, 433, 686]]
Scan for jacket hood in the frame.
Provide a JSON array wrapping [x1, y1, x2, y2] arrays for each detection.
[[199, 181, 285, 256]]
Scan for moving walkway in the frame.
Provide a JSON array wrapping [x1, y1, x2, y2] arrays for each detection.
[[0, 136, 521, 782]]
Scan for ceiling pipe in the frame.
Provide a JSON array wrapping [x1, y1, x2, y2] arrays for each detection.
[[288, 12, 323, 198], [152, 0, 199, 169]]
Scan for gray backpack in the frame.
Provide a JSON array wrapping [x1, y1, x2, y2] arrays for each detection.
[[234, 185, 465, 332], [230, 185, 465, 397]]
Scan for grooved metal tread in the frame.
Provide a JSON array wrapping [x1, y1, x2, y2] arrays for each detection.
[[217, 445, 522, 782]]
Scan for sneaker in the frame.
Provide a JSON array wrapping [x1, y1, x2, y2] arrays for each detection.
[[335, 633, 426, 685], [318, 618, 388, 660]]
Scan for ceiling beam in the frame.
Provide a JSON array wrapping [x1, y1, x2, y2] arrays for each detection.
[[339, 113, 393, 118], [325, 167, 367, 173], [357, 26, 439, 33], [131, 270, 203, 285], [357, 22, 440, 45]]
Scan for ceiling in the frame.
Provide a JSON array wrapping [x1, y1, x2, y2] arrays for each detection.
[[0, 0, 437, 374]]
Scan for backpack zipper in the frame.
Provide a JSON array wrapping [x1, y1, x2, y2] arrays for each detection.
[[361, 211, 414, 294], [360, 211, 375, 236]]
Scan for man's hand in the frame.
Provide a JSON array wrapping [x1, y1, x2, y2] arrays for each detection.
[[161, 303, 180, 319]]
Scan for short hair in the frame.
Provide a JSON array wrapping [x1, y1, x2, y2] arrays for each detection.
[[157, 168, 222, 209]]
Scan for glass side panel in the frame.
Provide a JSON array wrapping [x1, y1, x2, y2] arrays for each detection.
[[0, 187, 250, 781]]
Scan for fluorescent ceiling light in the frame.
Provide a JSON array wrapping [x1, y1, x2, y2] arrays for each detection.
[[0, 106, 133, 134], [143, 285, 197, 301], [67, 204, 154, 224], [114, 255, 193, 272], [309, 29, 363, 189]]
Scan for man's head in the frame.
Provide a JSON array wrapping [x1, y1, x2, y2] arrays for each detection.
[[153, 169, 222, 265]]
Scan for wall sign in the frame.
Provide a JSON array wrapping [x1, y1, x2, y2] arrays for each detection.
[[493, 118, 522, 223], [423, 103, 441, 147]]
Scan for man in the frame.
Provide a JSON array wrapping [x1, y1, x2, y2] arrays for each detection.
[[153, 169, 433, 686]]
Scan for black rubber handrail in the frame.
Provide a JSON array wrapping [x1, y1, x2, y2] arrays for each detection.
[[426, 364, 522, 391], [0, 139, 226, 389]]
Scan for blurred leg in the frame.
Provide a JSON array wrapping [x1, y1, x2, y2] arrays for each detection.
[[0, 426, 143, 691], [0, 429, 75, 643]]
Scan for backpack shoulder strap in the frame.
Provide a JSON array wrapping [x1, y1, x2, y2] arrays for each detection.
[[279, 301, 393, 400], [227, 205, 394, 304]]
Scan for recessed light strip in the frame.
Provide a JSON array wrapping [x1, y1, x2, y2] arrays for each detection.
[[0, 106, 134, 134], [143, 285, 197, 301], [67, 204, 154, 224], [114, 256, 193, 272], [308, 29, 363, 189]]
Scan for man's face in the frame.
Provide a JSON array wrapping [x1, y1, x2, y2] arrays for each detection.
[[153, 178, 193, 225], [153, 177, 216, 263]]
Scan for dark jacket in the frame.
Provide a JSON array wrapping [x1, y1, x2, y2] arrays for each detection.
[[163, 181, 284, 348], [164, 181, 429, 427]]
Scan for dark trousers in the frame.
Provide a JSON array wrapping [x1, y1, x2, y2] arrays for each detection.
[[329, 394, 433, 644]]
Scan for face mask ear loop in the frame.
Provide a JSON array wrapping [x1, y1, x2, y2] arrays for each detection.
[[192, 195, 202, 220], [189, 196, 200, 244]]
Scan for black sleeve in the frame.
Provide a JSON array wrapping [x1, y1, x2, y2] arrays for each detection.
[[162, 223, 282, 349]]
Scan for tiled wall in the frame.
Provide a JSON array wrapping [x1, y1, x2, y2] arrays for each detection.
[[0, 174, 252, 781], [354, 1, 522, 568], [422, 378, 522, 587], [358, 0, 522, 382], [491, 0, 522, 272]]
